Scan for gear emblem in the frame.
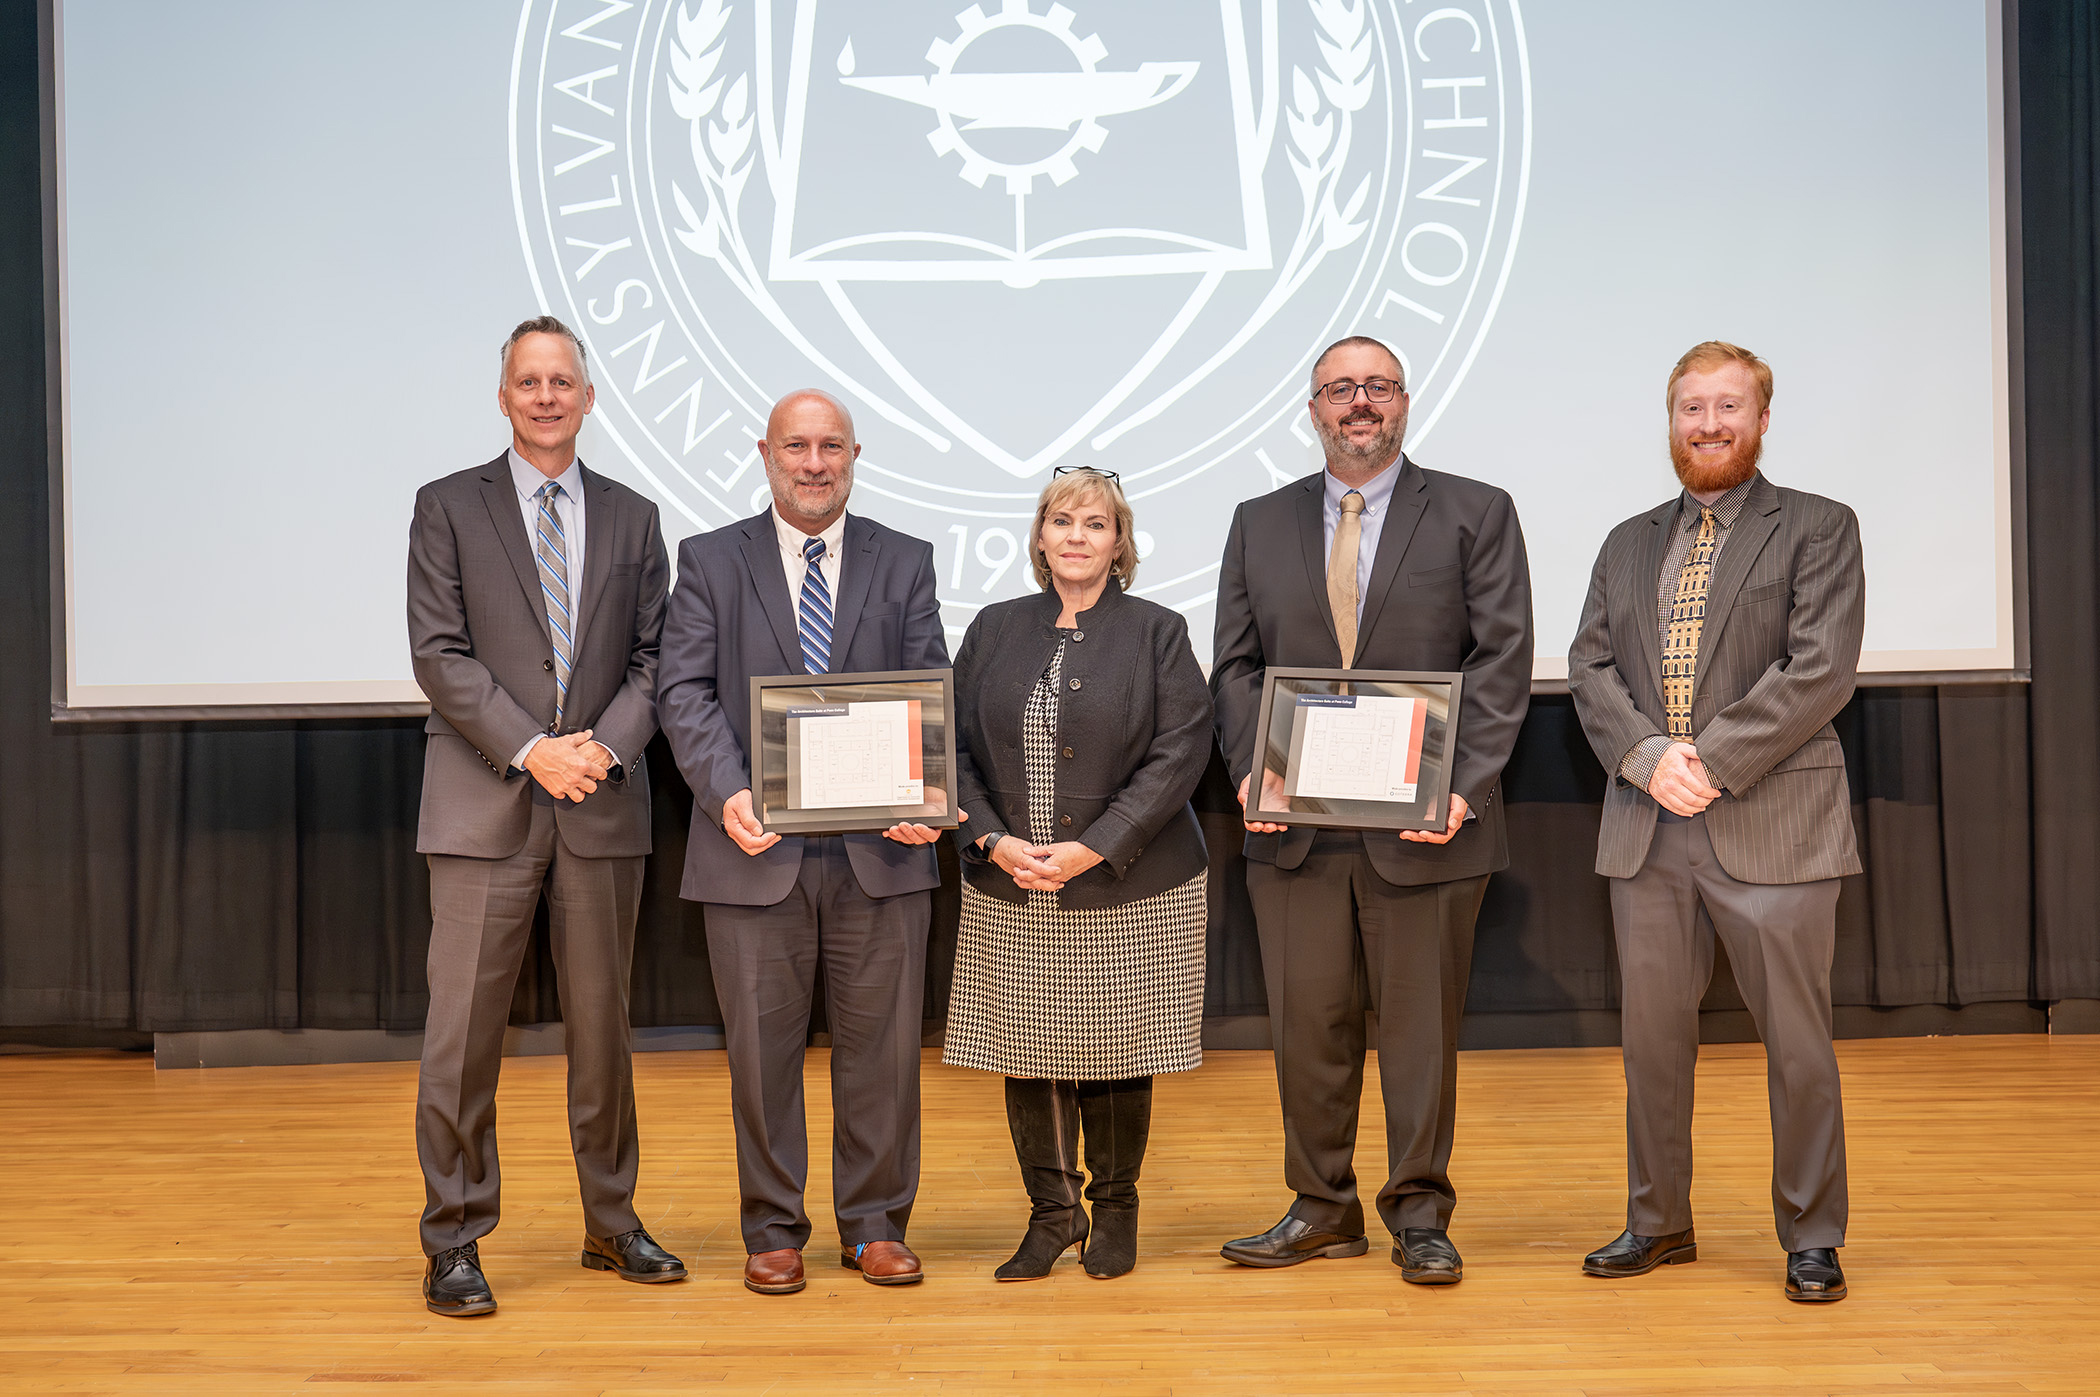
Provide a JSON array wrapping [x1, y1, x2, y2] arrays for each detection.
[[925, 2, 1109, 194], [840, 1, 1199, 198]]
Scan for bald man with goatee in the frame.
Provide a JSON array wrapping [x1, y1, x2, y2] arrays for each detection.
[[656, 390, 949, 1294], [1567, 341, 1865, 1303]]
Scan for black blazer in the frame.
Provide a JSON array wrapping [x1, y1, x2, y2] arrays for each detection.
[[953, 580, 1212, 910], [1211, 457, 1534, 885]]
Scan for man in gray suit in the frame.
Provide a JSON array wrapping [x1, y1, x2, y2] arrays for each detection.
[[1567, 340, 1864, 1303], [657, 389, 950, 1296], [407, 315, 681, 1316]]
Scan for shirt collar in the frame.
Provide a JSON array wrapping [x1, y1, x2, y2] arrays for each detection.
[[508, 448, 582, 504], [1678, 472, 1758, 531], [1323, 453, 1405, 516], [773, 506, 848, 560]]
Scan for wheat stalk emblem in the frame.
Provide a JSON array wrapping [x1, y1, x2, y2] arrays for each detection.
[[666, 0, 760, 293]]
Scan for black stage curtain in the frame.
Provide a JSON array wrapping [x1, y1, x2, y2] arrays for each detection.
[[2021, 0, 2100, 1001], [1, 1, 2092, 1033]]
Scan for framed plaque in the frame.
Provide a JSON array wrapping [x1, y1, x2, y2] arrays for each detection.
[[748, 668, 959, 835], [1246, 667, 1464, 833]]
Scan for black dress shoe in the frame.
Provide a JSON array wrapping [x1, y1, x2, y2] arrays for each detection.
[[1582, 1228, 1697, 1278], [1220, 1215, 1369, 1268], [582, 1228, 689, 1283], [1785, 1247, 1847, 1302], [1392, 1228, 1463, 1285], [424, 1241, 496, 1317]]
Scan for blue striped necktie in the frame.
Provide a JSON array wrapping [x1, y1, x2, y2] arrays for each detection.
[[534, 482, 573, 727], [798, 535, 833, 674]]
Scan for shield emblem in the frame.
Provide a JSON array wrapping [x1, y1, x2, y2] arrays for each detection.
[[515, 0, 1528, 656]]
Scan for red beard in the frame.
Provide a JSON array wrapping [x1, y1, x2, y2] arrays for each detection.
[[1670, 429, 1763, 494]]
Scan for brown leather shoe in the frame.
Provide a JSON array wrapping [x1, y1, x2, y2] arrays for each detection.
[[842, 1239, 924, 1285], [743, 1247, 806, 1295]]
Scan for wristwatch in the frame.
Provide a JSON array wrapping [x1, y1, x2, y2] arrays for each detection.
[[980, 831, 1007, 858]]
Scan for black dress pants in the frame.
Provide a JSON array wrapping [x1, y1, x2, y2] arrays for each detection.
[[1247, 831, 1487, 1237]]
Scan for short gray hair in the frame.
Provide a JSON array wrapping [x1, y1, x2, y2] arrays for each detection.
[[499, 314, 591, 390], [1309, 334, 1405, 396]]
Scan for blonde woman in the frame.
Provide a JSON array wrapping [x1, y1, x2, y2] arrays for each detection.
[[945, 467, 1213, 1280]]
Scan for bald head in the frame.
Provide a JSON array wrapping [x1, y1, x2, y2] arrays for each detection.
[[759, 388, 860, 534], [767, 389, 857, 445]]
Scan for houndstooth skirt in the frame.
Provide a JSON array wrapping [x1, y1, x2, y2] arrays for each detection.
[[942, 637, 1207, 1080]]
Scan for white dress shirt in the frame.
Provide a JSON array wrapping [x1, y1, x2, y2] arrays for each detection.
[[773, 507, 847, 610], [507, 450, 613, 771]]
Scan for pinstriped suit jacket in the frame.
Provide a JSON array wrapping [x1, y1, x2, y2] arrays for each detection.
[[1567, 472, 1864, 884]]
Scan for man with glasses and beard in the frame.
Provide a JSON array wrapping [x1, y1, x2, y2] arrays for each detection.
[[1567, 341, 1864, 1303], [1211, 335, 1533, 1285]]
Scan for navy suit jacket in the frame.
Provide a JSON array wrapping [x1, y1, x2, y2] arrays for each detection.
[[657, 508, 950, 906]]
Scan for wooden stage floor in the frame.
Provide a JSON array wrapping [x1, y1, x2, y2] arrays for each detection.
[[2, 1036, 2095, 1395]]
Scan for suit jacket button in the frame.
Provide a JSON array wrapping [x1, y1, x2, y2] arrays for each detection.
[[1068, 678, 1081, 690], [1071, 631, 1084, 642], [1059, 814, 1073, 827], [543, 660, 553, 671], [1062, 746, 1075, 758]]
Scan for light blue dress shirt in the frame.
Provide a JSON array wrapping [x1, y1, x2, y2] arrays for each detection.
[[506, 449, 615, 772], [1320, 453, 1405, 625]]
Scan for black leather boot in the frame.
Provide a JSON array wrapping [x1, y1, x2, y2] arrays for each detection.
[[994, 1078, 1088, 1281], [1077, 1076, 1152, 1279]]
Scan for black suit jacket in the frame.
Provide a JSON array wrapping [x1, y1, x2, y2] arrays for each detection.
[[656, 509, 949, 907], [952, 580, 1212, 910], [407, 455, 667, 859], [1211, 457, 1534, 884]]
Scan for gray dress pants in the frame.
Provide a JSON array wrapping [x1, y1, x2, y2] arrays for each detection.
[[1611, 811, 1848, 1252], [1246, 831, 1489, 1237], [416, 801, 645, 1255], [704, 835, 931, 1255]]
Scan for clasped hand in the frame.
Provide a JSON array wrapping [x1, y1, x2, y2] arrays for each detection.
[[1649, 741, 1720, 816], [990, 837, 1101, 891], [524, 730, 612, 802], [721, 789, 961, 856]]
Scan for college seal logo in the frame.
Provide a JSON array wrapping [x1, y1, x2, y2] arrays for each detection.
[[511, 0, 1532, 656]]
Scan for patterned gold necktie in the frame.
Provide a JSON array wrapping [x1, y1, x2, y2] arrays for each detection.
[[1328, 490, 1365, 667], [1662, 507, 1718, 739]]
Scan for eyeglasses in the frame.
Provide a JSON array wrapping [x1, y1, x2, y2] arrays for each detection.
[[1315, 377, 1405, 405], [1052, 466, 1121, 482]]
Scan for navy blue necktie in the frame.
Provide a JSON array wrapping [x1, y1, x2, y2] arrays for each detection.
[[798, 535, 833, 674]]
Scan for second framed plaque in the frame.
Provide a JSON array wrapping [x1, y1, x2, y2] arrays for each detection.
[[1246, 667, 1464, 833], [749, 668, 960, 836]]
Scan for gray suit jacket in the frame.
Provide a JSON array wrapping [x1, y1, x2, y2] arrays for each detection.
[[408, 454, 668, 859], [1567, 472, 1865, 884], [1211, 459, 1535, 885], [656, 510, 950, 907]]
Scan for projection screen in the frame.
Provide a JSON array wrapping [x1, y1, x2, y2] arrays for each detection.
[[46, 0, 2020, 715]]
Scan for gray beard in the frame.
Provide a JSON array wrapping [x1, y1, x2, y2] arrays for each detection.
[[1318, 414, 1406, 471]]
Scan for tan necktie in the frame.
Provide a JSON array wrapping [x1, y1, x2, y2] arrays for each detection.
[[1328, 490, 1365, 667], [1662, 507, 1718, 738]]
